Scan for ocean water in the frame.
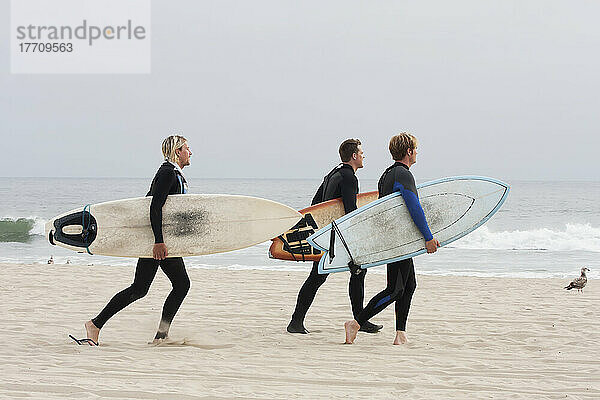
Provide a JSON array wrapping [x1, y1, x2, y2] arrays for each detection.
[[0, 177, 598, 279]]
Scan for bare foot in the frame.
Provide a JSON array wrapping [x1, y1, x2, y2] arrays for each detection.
[[85, 320, 100, 345], [149, 337, 169, 346], [393, 330, 408, 345], [150, 327, 170, 345], [344, 320, 360, 344]]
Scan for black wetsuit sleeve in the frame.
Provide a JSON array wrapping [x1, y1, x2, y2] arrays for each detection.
[[340, 171, 358, 214], [311, 182, 324, 206], [150, 169, 175, 243]]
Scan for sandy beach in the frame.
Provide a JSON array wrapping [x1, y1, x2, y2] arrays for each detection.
[[1, 261, 598, 399]]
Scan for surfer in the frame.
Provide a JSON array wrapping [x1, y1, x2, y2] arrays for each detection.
[[344, 133, 440, 345], [287, 139, 383, 334], [84, 135, 192, 345]]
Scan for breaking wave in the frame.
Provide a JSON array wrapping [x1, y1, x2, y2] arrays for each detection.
[[0, 217, 46, 243], [451, 224, 600, 252]]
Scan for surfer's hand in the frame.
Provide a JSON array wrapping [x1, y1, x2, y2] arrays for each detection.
[[153, 243, 168, 260], [425, 238, 440, 254]]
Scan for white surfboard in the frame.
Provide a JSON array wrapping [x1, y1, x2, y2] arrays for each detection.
[[46, 194, 302, 258], [307, 176, 510, 274]]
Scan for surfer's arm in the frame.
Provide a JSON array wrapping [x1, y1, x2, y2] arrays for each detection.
[[149, 170, 174, 244], [393, 181, 434, 242], [340, 173, 358, 214], [311, 182, 324, 206]]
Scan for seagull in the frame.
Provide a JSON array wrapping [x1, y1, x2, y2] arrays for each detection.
[[564, 267, 590, 292]]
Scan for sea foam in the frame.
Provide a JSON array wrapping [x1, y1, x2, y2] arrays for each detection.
[[451, 223, 600, 252]]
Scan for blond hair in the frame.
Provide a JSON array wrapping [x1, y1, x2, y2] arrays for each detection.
[[389, 132, 418, 160], [162, 135, 187, 164]]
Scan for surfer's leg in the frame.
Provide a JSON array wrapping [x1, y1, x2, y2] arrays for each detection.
[[394, 259, 416, 344], [288, 261, 328, 333], [355, 262, 404, 327], [349, 269, 382, 333], [155, 257, 190, 339], [346, 264, 402, 343], [348, 268, 366, 318], [90, 258, 159, 334]]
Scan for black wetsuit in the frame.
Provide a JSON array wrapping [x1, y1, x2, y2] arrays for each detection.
[[290, 164, 367, 325], [355, 162, 432, 331], [92, 162, 190, 338]]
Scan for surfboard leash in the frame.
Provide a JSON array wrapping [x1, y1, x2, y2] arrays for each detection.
[[330, 220, 362, 275]]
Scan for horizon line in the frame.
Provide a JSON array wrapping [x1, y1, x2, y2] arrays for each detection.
[[1, 176, 599, 183]]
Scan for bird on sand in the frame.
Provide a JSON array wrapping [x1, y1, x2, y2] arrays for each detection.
[[564, 267, 590, 292]]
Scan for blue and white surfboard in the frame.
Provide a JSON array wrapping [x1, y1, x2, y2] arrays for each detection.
[[307, 176, 510, 274]]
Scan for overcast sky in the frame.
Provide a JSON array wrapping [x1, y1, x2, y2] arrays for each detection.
[[1, 0, 599, 181]]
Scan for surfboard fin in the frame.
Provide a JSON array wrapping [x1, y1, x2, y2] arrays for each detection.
[[329, 221, 363, 274], [328, 228, 336, 262], [348, 260, 362, 275]]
